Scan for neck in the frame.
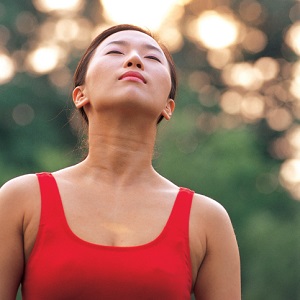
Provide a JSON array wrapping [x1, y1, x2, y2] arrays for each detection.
[[80, 115, 158, 186]]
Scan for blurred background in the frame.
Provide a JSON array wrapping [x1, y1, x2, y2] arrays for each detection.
[[1, 0, 300, 299]]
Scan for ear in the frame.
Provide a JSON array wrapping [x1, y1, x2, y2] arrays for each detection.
[[72, 86, 89, 109], [161, 99, 175, 120]]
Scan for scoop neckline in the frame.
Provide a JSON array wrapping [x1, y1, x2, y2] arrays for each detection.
[[50, 173, 182, 251]]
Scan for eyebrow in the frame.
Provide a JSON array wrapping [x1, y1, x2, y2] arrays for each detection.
[[104, 40, 164, 55]]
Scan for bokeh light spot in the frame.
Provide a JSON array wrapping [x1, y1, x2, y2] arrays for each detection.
[[280, 159, 300, 185], [285, 21, 300, 55], [33, 0, 83, 13], [100, 0, 181, 30], [195, 10, 239, 49], [239, 0, 263, 22], [12, 104, 35, 126], [240, 93, 265, 121], [26, 46, 62, 74], [0, 53, 15, 85], [267, 108, 293, 131], [15, 11, 37, 35], [207, 48, 232, 69], [222, 62, 263, 90], [242, 28, 267, 53], [55, 19, 80, 42], [254, 57, 280, 81], [220, 90, 242, 115]]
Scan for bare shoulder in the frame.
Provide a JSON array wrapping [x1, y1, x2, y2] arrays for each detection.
[[0, 174, 40, 215], [189, 192, 235, 265], [190, 193, 241, 299], [1, 173, 39, 197], [190, 192, 239, 261], [190, 193, 233, 231], [0, 175, 40, 298]]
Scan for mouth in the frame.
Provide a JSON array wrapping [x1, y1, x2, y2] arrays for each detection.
[[119, 71, 146, 84]]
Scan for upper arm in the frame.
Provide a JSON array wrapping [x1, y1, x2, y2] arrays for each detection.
[[0, 175, 36, 299], [193, 197, 241, 300]]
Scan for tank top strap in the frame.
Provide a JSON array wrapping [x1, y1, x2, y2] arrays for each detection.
[[36, 172, 64, 226], [167, 187, 194, 237]]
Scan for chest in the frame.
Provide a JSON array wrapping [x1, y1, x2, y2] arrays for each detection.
[[60, 186, 180, 246], [22, 181, 194, 299], [23, 179, 204, 290]]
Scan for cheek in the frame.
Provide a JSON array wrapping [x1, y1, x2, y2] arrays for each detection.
[[85, 64, 111, 92], [155, 72, 172, 99], [86, 56, 112, 81]]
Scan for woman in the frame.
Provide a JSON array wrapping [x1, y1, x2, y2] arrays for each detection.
[[0, 24, 240, 299]]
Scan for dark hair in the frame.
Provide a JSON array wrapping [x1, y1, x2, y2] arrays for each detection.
[[73, 24, 177, 124]]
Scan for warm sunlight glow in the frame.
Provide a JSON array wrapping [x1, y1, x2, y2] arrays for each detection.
[[207, 48, 232, 69], [100, 0, 182, 30], [240, 93, 265, 121], [285, 21, 300, 55], [32, 0, 83, 13], [290, 76, 300, 100], [220, 90, 242, 115], [286, 126, 300, 157], [254, 57, 280, 81], [290, 60, 300, 99], [222, 62, 263, 90], [195, 11, 239, 49], [55, 19, 80, 42], [0, 53, 15, 85], [159, 27, 183, 52], [26, 46, 62, 74], [280, 159, 300, 184]]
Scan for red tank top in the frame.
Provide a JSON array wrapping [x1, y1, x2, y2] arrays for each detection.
[[22, 172, 194, 299]]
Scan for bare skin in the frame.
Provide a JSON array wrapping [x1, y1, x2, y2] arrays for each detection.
[[0, 30, 240, 300]]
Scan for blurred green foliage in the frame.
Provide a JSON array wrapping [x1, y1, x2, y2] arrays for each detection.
[[1, 0, 300, 299]]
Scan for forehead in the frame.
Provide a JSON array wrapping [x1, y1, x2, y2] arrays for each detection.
[[99, 30, 163, 52]]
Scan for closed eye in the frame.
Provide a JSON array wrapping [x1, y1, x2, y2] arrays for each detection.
[[106, 50, 123, 55], [145, 55, 161, 63]]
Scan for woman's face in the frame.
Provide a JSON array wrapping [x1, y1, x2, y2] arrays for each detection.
[[74, 30, 174, 123]]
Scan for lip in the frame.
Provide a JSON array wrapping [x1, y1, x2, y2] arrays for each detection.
[[119, 71, 146, 84]]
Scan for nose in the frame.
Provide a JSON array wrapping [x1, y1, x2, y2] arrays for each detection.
[[124, 52, 144, 70]]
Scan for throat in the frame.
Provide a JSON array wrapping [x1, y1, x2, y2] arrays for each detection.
[[83, 141, 155, 184]]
